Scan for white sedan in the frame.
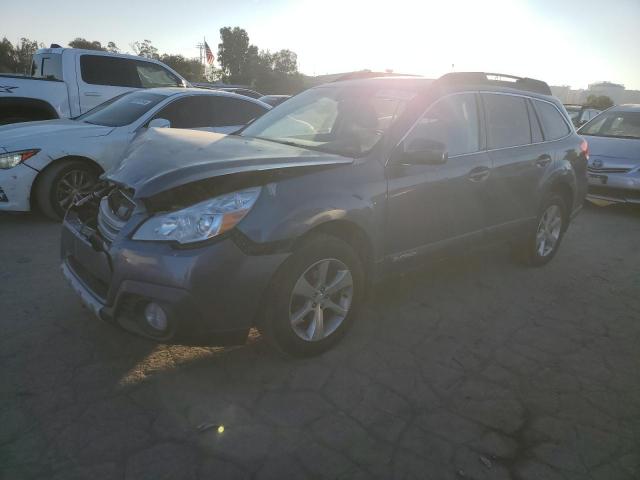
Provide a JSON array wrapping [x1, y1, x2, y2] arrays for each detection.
[[0, 88, 270, 219]]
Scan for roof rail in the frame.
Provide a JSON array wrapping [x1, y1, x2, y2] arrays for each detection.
[[439, 72, 552, 96]]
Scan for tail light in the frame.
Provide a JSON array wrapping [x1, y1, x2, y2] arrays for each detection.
[[580, 138, 589, 160]]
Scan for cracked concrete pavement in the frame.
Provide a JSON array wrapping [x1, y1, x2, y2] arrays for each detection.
[[1, 204, 639, 479]]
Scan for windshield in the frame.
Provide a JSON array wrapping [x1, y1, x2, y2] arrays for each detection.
[[579, 110, 640, 139], [240, 84, 416, 156], [75, 91, 167, 127]]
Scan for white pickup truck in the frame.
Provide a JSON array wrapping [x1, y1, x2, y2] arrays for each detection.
[[0, 47, 190, 124]]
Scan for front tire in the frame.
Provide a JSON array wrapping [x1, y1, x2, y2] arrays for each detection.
[[35, 160, 100, 221], [261, 234, 365, 357], [517, 193, 567, 266]]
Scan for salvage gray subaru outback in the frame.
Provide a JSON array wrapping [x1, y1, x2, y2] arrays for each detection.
[[61, 73, 588, 356]]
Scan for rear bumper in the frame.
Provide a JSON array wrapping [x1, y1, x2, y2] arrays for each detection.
[[60, 210, 290, 343], [0, 164, 37, 211], [587, 172, 640, 204]]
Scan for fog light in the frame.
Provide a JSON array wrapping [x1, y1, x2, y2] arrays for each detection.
[[144, 302, 168, 331]]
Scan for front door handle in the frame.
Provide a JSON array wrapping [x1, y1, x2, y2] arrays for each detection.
[[84, 92, 102, 97], [468, 166, 490, 182], [535, 154, 552, 167]]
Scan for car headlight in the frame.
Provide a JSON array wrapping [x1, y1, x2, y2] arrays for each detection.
[[132, 187, 261, 244], [0, 149, 40, 169]]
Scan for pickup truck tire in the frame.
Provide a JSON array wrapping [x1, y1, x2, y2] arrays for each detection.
[[35, 159, 100, 221], [0, 101, 58, 125], [516, 193, 567, 267], [261, 234, 364, 357]]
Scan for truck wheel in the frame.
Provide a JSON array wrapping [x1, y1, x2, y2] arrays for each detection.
[[35, 160, 100, 221], [516, 193, 567, 267], [261, 234, 365, 357]]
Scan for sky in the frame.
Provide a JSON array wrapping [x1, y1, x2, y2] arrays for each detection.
[[2, 0, 639, 89]]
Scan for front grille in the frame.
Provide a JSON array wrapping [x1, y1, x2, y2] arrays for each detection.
[[97, 188, 135, 243], [588, 166, 632, 174]]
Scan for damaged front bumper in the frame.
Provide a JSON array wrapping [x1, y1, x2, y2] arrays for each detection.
[[60, 206, 290, 344]]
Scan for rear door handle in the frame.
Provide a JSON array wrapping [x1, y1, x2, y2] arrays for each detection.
[[535, 154, 552, 167], [468, 166, 490, 182]]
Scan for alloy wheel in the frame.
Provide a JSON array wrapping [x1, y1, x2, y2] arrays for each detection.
[[55, 169, 94, 211], [535, 204, 563, 257], [289, 258, 354, 342]]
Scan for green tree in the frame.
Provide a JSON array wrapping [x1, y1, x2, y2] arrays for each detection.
[[106, 42, 120, 53], [131, 40, 159, 59], [217, 27, 256, 84], [586, 94, 614, 109], [0, 37, 18, 72], [160, 54, 204, 82], [68, 37, 105, 50], [14, 38, 39, 74]]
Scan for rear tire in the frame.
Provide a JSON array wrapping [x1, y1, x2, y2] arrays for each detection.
[[35, 160, 100, 221], [515, 193, 567, 267], [260, 234, 364, 357]]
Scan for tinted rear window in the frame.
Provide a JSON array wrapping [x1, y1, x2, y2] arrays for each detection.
[[31, 53, 63, 81], [214, 97, 268, 125], [483, 93, 531, 149], [534, 100, 570, 140]]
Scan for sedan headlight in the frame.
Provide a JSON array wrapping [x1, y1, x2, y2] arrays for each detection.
[[133, 187, 261, 244], [0, 149, 40, 169]]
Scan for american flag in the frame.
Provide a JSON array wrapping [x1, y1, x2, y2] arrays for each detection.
[[204, 41, 214, 65]]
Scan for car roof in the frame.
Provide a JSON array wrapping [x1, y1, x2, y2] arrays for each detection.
[[142, 87, 272, 107], [314, 73, 556, 101]]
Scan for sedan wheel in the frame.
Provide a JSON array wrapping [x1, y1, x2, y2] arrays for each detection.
[[55, 169, 95, 212]]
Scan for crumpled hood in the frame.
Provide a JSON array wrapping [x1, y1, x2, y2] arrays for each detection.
[[584, 135, 640, 168], [0, 119, 113, 150], [106, 128, 353, 198]]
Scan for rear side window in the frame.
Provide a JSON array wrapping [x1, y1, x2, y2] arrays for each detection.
[[154, 96, 216, 128], [533, 100, 570, 140], [483, 93, 531, 149], [213, 97, 268, 126], [80, 55, 140, 87]]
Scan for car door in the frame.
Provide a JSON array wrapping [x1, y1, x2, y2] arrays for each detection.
[[385, 92, 491, 264], [77, 55, 142, 113], [482, 92, 549, 240]]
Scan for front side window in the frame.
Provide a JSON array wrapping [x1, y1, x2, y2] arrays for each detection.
[[241, 85, 415, 156], [579, 111, 640, 139], [483, 93, 531, 149], [75, 91, 166, 126], [135, 61, 182, 88], [533, 100, 570, 140], [80, 55, 140, 87], [404, 93, 480, 157]]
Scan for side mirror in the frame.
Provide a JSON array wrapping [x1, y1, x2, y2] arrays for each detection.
[[399, 138, 448, 165], [148, 118, 171, 129]]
